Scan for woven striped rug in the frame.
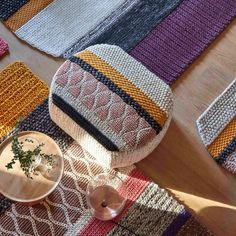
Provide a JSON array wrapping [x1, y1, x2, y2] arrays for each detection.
[[1, 0, 235, 84], [197, 79, 236, 174], [0, 62, 212, 235]]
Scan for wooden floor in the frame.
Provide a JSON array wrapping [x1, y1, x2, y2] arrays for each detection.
[[1, 18, 236, 236]]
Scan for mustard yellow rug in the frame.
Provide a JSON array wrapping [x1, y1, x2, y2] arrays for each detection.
[[0, 61, 48, 139]]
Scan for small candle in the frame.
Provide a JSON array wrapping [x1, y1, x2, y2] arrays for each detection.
[[87, 184, 125, 221]]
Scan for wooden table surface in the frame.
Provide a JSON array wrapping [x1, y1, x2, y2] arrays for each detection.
[[1, 19, 236, 235]]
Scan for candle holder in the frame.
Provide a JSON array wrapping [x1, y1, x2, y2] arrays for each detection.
[[86, 172, 127, 221]]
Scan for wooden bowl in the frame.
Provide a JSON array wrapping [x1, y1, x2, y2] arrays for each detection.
[[0, 131, 63, 205]]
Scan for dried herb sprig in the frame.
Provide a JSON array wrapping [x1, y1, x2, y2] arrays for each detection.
[[5, 119, 55, 179]]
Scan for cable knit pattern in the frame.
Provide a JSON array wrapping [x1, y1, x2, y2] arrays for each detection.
[[77, 50, 168, 127], [53, 60, 156, 151], [52, 62, 125, 151], [0, 61, 48, 140], [197, 79, 236, 173], [49, 45, 173, 168], [0, 140, 211, 235], [0, 38, 8, 57]]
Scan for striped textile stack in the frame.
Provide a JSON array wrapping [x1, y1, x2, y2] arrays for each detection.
[[197, 79, 236, 173], [1, 0, 236, 84]]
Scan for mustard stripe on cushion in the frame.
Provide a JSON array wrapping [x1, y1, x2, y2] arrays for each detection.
[[88, 45, 173, 115], [208, 118, 236, 158], [76, 50, 167, 127], [69, 56, 162, 134]]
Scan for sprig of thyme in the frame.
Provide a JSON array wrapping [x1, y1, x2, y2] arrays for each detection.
[[5, 119, 55, 179]]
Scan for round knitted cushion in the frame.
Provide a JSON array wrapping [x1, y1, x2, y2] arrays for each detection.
[[49, 44, 173, 168]]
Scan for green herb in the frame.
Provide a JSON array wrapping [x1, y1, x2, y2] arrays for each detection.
[[5, 119, 55, 179]]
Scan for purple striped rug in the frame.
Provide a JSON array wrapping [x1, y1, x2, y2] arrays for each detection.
[[130, 0, 236, 85], [1, 0, 235, 85]]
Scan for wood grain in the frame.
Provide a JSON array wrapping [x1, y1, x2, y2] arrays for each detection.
[[1, 19, 236, 235]]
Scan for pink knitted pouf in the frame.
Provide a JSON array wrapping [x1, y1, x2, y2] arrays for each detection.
[[49, 44, 174, 168]]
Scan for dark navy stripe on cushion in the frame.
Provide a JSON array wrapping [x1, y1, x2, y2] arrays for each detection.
[[70, 56, 162, 135], [0, 0, 29, 21], [52, 93, 119, 152]]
